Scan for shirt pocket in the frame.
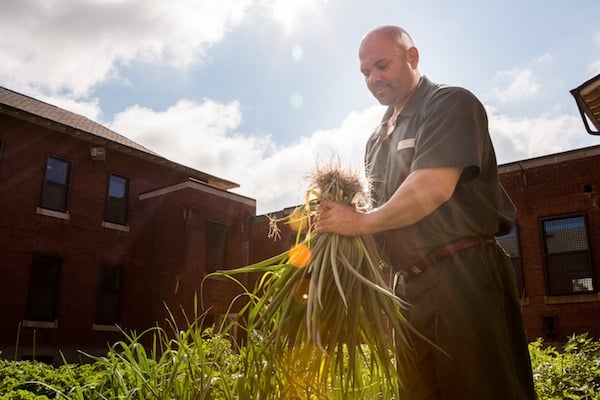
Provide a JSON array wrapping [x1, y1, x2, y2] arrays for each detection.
[[385, 138, 415, 198]]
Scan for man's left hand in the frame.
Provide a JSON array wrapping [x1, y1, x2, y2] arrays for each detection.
[[313, 200, 367, 236]]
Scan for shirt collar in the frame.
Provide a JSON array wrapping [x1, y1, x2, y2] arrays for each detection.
[[400, 75, 430, 117], [379, 75, 432, 123]]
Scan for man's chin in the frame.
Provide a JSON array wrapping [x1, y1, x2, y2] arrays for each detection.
[[375, 96, 392, 106], [369, 88, 393, 105]]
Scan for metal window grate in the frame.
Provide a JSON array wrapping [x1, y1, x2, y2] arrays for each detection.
[[496, 228, 520, 257], [543, 216, 588, 254], [542, 215, 595, 295]]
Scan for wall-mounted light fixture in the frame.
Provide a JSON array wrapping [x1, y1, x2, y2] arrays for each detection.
[[570, 73, 600, 135], [90, 146, 106, 161]]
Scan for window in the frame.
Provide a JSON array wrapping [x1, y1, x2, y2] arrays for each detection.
[[541, 214, 595, 295], [95, 264, 122, 325], [207, 221, 227, 273], [40, 156, 71, 212], [104, 174, 129, 225], [496, 226, 525, 296], [25, 255, 61, 322]]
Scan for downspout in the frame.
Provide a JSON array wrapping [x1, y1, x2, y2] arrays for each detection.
[[518, 162, 528, 187]]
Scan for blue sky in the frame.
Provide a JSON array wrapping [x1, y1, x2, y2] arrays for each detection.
[[1, 0, 599, 213]]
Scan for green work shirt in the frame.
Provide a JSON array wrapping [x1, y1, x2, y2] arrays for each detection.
[[365, 76, 515, 267]]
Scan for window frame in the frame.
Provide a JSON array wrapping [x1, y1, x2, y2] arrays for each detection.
[[103, 173, 129, 225], [95, 264, 123, 325], [206, 220, 228, 273], [25, 254, 61, 322], [540, 213, 596, 296], [40, 155, 71, 212]]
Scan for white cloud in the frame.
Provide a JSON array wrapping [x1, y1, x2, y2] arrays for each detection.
[[232, 105, 383, 213], [487, 106, 598, 164], [109, 98, 262, 180], [266, 0, 325, 34], [0, 0, 330, 99], [0, 0, 253, 97], [491, 68, 540, 103], [109, 97, 599, 214], [110, 100, 383, 214]]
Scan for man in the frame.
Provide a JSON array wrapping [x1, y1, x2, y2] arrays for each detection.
[[315, 26, 536, 399]]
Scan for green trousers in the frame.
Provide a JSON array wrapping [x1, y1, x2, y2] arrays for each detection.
[[395, 242, 537, 400]]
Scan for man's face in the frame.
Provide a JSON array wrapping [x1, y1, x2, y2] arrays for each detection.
[[359, 33, 418, 109]]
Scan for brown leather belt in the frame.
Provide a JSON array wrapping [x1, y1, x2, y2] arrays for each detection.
[[398, 236, 496, 280]]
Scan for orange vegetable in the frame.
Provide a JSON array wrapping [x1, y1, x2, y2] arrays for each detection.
[[289, 244, 311, 268]]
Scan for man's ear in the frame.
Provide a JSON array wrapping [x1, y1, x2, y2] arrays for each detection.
[[407, 46, 419, 68]]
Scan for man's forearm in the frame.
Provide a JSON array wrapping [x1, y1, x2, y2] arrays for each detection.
[[360, 167, 462, 234]]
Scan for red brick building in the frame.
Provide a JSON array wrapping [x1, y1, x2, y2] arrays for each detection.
[[0, 87, 255, 363], [498, 146, 600, 341], [1, 85, 599, 364]]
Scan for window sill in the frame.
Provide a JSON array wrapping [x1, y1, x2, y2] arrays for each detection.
[[36, 207, 69, 220], [92, 323, 121, 332], [544, 293, 599, 304], [22, 320, 58, 329], [101, 221, 129, 232]]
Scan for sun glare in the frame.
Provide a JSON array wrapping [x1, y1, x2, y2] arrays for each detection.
[[270, 0, 324, 33]]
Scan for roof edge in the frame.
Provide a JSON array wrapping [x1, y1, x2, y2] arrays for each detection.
[[499, 144, 600, 173], [0, 86, 239, 191], [139, 177, 256, 207]]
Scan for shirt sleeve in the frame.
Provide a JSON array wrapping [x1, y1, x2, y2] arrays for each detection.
[[411, 87, 488, 184]]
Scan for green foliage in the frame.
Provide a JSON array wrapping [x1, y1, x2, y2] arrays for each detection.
[[529, 333, 600, 400], [2, 332, 599, 399], [0, 358, 104, 399], [81, 313, 242, 400], [206, 166, 421, 398], [1, 309, 241, 400]]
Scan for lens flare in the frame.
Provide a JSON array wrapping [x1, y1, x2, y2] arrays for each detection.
[[289, 243, 311, 268]]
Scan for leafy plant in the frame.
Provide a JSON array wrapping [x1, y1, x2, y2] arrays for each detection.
[[530, 333, 600, 400], [1, 307, 241, 399], [2, 332, 600, 399], [79, 308, 241, 399], [207, 165, 420, 398]]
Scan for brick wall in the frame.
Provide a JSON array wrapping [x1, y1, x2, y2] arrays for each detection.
[[0, 113, 255, 361], [500, 151, 600, 341]]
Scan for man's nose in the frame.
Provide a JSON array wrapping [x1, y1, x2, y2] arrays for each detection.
[[367, 70, 381, 86]]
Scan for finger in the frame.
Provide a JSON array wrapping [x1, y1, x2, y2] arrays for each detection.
[[318, 200, 334, 210]]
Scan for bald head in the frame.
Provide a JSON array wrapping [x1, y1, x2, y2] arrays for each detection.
[[358, 26, 420, 111], [359, 26, 414, 55]]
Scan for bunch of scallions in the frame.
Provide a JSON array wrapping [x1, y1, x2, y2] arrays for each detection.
[[206, 165, 420, 399]]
